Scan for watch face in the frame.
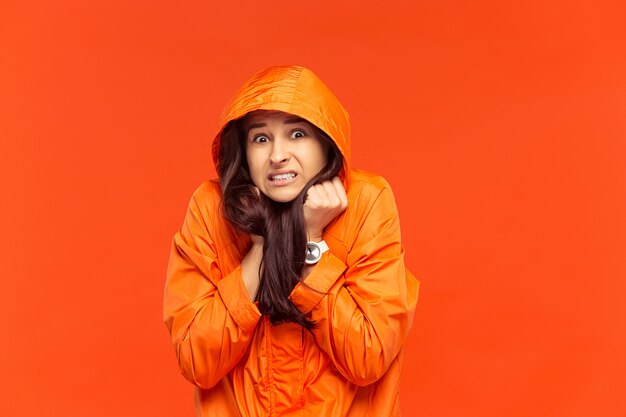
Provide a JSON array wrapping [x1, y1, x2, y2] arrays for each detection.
[[306, 243, 321, 263]]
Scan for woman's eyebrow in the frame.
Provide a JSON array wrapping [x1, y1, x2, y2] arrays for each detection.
[[283, 116, 308, 125], [246, 122, 266, 133]]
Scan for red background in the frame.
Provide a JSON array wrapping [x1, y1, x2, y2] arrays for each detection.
[[1, 1, 625, 416]]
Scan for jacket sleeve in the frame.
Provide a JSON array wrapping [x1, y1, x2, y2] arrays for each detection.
[[289, 181, 419, 386], [163, 185, 262, 389]]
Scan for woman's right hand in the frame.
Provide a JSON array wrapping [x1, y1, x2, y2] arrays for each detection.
[[303, 177, 348, 241], [242, 235, 263, 301]]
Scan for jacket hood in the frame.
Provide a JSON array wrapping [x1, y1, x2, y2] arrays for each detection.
[[211, 65, 351, 186]]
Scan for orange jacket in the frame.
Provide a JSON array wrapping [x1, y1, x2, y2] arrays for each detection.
[[164, 65, 419, 416]]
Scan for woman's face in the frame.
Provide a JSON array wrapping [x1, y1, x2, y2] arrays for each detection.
[[244, 111, 329, 203]]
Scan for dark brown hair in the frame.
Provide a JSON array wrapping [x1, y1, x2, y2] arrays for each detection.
[[217, 112, 344, 329]]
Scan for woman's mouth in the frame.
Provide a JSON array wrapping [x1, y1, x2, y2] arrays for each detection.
[[268, 172, 298, 186]]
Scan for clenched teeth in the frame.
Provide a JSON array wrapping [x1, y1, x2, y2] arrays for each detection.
[[271, 173, 296, 181]]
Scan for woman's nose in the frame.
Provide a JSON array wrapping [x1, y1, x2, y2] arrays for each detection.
[[269, 139, 290, 165]]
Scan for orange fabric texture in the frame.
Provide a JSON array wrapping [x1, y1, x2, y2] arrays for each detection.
[[163, 65, 420, 416]]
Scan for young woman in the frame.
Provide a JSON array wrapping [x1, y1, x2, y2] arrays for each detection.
[[163, 65, 419, 416]]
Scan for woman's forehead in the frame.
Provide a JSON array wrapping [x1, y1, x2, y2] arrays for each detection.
[[243, 110, 309, 128]]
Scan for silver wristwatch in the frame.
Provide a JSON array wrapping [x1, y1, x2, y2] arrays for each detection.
[[305, 240, 329, 265]]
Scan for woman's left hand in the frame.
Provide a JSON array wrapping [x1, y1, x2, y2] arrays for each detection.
[[303, 177, 348, 241]]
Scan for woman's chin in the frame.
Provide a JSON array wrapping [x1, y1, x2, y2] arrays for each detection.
[[261, 187, 302, 203]]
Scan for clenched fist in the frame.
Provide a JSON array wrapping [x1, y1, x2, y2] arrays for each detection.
[[303, 177, 348, 241]]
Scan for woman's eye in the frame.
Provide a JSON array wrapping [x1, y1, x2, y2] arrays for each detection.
[[291, 130, 306, 139], [252, 135, 269, 143]]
